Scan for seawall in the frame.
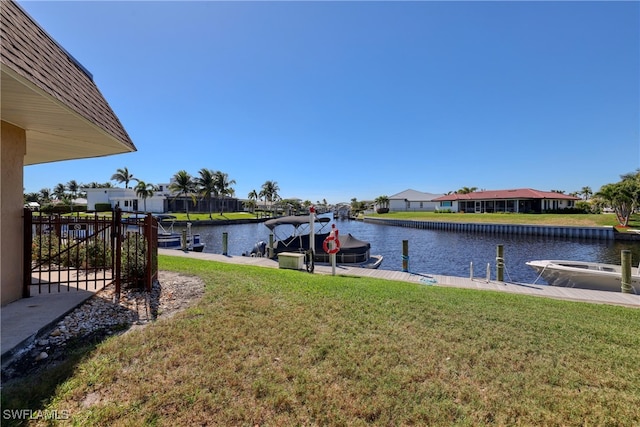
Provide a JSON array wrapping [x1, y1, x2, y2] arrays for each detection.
[[363, 217, 617, 240]]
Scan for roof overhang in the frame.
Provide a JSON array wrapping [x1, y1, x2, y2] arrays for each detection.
[[1, 65, 136, 165]]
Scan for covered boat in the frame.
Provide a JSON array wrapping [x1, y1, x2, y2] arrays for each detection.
[[254, 214, 383, 268], [124, 214, 204, 252], [526, 260, 639, 294]]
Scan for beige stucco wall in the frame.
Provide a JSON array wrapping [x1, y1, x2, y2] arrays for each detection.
[[1, 121, 26, 305]]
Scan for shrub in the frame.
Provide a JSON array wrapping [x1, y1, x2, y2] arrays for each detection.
[[121, 233, 148, 287], [32, 232, 62, 265], [94, 203, 112, 212]]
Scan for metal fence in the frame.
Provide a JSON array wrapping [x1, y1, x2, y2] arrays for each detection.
[[24, 209, 158, 300]]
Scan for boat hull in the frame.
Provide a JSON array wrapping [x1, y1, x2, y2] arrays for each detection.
[[158, 233, 205, 252], [526, 260, 640, 294]]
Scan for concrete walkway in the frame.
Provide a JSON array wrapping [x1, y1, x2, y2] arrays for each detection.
[[1, 286, 98, 367], [158, 249, 640, 308], [3, 249, 638, 367]]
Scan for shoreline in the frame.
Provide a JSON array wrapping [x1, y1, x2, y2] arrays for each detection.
[[169, 215, 640, 241]]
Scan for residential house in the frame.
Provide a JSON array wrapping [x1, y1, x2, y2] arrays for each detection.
[[388, 189, 445, 212], [433, 189, 580, 214], [1, 1, 136, 304]]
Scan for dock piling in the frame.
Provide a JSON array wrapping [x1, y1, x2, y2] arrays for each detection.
[[402, 240, 409, 272], [621, 250, 632, 293], [222, 232, 228, 256], [496, 244, 504, 282]]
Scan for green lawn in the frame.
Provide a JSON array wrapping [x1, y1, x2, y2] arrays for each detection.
[[3, 256, 639, 426], [367, 211, 640, 229]]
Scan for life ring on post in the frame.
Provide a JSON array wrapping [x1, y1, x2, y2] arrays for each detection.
[[323, 235, 341, 254]]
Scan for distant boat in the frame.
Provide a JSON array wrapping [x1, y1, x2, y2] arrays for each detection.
[[249, 214, 383, 269], [526, 260, 639, 294]]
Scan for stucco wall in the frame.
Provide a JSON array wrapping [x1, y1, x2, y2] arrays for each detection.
[[1, 121, 26, 305]]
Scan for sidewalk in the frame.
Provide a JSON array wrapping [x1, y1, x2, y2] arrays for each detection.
[[3, 250, 638, 368]]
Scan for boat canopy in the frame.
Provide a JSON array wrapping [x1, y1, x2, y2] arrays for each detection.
[[265, 215, 331, 230]]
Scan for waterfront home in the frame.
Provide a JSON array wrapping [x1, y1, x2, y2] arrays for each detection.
[[433, 188, 579, 214], [389, 189, 445, 212], [1, 0, 136, 304], [86, 183, 243, 214]]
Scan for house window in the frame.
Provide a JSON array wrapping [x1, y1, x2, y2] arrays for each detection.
[[441, 201, 452, 207], [420, 202, 423, 208], [124, 200, 129, 207]]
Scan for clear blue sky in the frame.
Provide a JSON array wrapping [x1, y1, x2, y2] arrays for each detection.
[[19, 0, 639, 204]]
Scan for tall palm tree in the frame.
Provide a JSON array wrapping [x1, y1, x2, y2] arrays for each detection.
[[53, 182, 66, 200], [195, 168, 217, 219], [168, 170, 196, 220], [247, 189, 259, 213], [39, 188, 51, 204], [214, 171, 236, 214], [66, 180, 80, 212], [260, 180, 280, 216], [111, 167, 136, 189], [135, 181, 157, 212], [580, 186, 593, 201]]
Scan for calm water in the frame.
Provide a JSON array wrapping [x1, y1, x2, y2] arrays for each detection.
[[191, 218, 640, 284]]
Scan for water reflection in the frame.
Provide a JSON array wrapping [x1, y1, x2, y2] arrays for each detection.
[[191, 218, 640, 284]]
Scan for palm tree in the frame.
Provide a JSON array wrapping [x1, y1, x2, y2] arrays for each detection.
[[53, 183, 66, 200], [168, 170, 196, 220], [247, 189, 259, 214], [214, 171, 236, 214], [39, 188, 51, 204], [111, 167, 136, 189], [195, 168, 217, 219], [375, 195, 390, 213], [260, 180, 280, 216], [135, 181, 157, 212], [457, 187, 478, 194], [580, 186, 593, 201], [66, 180, 80, 212]]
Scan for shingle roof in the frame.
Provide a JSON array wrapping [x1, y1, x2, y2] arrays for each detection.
[[433, 188, 580, 201], [0, 0, 134, 151], [389, 189, 444, 201]]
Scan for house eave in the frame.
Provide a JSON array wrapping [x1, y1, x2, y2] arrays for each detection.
[[1, 67, 136, 165]]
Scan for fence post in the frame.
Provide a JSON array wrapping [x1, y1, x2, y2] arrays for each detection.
[[23, 208, 32, 298], [113, 208, 122, 302]]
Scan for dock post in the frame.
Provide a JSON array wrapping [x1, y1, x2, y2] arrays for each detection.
[[470, 262, 474, 280], [222, 232, 228, 256], [402, 240, 409, 272], [268, 233, 274, 258], [496, 244, 504, 282], [181, 229, 187, 251], [486, 263, 490, 283], [621, 250, 632, 293]]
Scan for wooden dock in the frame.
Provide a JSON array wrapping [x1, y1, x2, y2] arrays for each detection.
[[159, 249, 640, 308]]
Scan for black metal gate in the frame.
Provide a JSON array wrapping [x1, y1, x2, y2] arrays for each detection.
[[24, 208, 158, 300]]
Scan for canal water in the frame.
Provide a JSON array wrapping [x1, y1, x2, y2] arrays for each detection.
[[191, 218, 640, 284]]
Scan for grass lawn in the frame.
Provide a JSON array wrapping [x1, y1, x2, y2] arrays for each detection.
[[3, 256, 639, 426], [367, 212, 640, 230]]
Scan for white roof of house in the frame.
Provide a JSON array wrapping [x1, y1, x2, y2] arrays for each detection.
[[389, 189, 444, 201]]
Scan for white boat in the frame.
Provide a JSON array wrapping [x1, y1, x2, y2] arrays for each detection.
[[525, 260, 640, 294], [248, 214, 383, 269]]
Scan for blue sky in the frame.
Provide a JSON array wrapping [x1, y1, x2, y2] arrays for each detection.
[[19, 1, 639, 204]]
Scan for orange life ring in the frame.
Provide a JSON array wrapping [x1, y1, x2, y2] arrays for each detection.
[[322, 235, 341, 254]]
